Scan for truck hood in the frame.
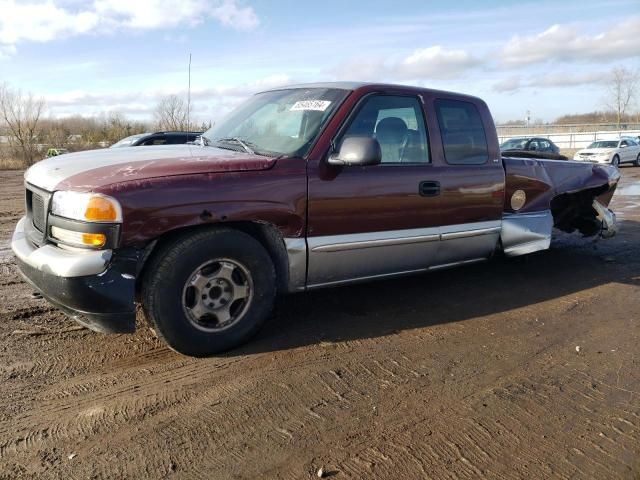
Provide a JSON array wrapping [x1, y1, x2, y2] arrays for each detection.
[[25, 145, 277, 192]]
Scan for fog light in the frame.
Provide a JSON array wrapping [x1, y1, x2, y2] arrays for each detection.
[[51, 226, 106, 248]]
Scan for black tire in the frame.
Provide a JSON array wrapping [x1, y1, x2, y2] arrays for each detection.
[[141, 228, 276, 356], [612, 155, 620, 167], [635, 153, 640, 167]]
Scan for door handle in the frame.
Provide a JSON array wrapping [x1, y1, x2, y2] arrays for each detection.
[[419, 181, 440, 197]]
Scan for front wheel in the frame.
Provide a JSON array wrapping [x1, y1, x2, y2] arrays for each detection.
[[612, 155, 620, 167], [634, 153, 640, 167], [141, 228, 276, 356]]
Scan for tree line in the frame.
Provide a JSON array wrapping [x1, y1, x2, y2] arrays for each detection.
[[0, 86, 208, 168]]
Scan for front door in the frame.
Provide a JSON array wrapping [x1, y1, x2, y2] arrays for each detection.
[[306, 94, 441, 287]]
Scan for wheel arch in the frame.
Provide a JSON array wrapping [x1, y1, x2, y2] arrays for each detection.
[[136, 221, 292, 295]]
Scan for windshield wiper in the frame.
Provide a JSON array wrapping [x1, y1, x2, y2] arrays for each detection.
[[214, 137, 255, 155]]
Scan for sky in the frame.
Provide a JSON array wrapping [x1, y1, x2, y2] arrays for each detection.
[[0, 0, 639, 124]]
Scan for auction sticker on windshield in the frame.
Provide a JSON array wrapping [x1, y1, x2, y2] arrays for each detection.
[[290, 100, 332, 111]]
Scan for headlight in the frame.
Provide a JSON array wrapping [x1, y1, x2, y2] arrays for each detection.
[[51, 191, 122, 223]]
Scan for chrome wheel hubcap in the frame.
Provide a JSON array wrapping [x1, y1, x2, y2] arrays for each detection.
[[182, 259, 253, 331]]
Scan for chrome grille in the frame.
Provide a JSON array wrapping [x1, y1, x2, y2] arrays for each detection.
[[31, 192, 46, 232]]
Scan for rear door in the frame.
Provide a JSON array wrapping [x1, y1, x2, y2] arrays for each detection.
[[620, 139, 636, 162], [428, 96, 504, 265]]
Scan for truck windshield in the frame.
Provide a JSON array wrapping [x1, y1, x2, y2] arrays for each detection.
[[202, 88, 349, 157]]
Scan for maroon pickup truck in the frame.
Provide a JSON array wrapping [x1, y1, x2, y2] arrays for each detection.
[[12, 82, 619, 356]]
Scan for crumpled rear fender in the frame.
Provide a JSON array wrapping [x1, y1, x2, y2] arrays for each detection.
[[501, 157, 619, 250], [502, 157, 619, 214]]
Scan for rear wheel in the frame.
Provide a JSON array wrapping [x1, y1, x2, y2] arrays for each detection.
[[142, 228, 276, 356], [612, 155, 620, 167], [634, 153, 640, 167]]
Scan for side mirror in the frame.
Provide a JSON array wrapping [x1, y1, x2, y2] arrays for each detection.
[[620, 144, 627, 148], [328, 136, 382, 166]]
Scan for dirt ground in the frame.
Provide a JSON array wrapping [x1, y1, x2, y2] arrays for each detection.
[[0, 168, 639, 480]]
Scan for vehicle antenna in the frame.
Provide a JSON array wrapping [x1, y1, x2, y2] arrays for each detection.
[[187, 53, 192, 141]]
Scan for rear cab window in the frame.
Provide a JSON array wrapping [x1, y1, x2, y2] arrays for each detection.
[[435, 99, 489, 165]]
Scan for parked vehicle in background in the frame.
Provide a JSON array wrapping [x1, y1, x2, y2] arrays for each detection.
[[12, 82, 619, 356], [46, 148, 69, 157], [500, 137, 560, 154], [573, 137, 640, 167], [110, 131, 203, 148]]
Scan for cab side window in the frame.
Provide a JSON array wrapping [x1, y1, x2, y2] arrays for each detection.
[[435, 99, 489, 165], [142, 136, 167, 146], [341, 95, 430, 164]]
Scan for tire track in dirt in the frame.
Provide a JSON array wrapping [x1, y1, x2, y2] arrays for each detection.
[[327, 341, 640, 479]]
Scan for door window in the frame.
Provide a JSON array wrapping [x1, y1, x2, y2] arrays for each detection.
[[539, 140, 552, 151], [435, 99, 489, 165], [341, 95, 429, 164]]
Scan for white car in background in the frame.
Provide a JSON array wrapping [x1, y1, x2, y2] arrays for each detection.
[[574, 137, 640, 167]]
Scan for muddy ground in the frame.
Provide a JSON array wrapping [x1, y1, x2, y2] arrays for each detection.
[[0, 168, 639, 479]]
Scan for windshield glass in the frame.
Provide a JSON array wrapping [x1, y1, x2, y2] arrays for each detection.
[[110, 134, 147, 148], [588, 141, 618, 149], [501, 138, 528, 149], [202, 88, 349, 157]]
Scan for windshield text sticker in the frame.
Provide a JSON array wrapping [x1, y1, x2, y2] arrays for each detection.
[[290, 100, 332, 112]]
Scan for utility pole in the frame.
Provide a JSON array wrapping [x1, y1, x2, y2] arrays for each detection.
[[187, 53, 192, 134]]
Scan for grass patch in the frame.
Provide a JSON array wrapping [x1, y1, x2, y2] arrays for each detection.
[[0, 158, 25, 170]]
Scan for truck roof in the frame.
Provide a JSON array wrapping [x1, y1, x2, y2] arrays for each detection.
[[262, 81, 484, 104]]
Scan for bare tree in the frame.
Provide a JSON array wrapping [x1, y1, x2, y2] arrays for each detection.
[[0, 83, 46, 166], [604, 67, 639, 128], [154, 95, 189, 131]]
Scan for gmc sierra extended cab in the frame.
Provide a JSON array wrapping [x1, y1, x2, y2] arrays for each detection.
[[12, 82, 619, 356]]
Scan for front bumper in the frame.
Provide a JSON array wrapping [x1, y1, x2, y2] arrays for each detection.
[[11, 217, 137, 333], [574, 157, 611, 164]]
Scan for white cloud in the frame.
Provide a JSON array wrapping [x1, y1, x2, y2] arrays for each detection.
[[491, 71, 610, 93], [209, 0, 259, 30], [0, 44, 17, 59], [0, 1, 99, 44], [528, 72, 608, 88], [332, 46, 480, 82], [45, 74, 292, 119], [399, 46, 481, 79], [500, 16, 640, 66], [94, 0, 258, 31], [491, 76, 522, 93], [0, 0, 259, 58]]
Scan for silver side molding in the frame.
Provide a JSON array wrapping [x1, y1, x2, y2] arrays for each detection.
[[310, 232, 439, 252], [288, 220, 501, 290], [500, 210, 553, 257]]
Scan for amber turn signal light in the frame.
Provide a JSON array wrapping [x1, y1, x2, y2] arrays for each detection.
[[81, 232, 107, 247], [85, 196, 118, 222], [51, 226, 106, 248]]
